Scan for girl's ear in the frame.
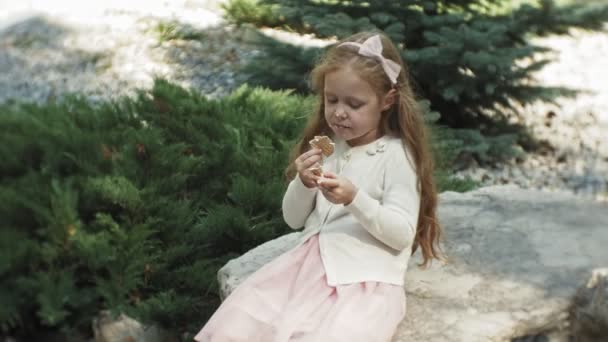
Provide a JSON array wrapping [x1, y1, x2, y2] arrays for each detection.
[[381, 89, 398, 111]]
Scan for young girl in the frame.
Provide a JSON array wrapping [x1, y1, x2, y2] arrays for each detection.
[[194, 31, 445, 342]]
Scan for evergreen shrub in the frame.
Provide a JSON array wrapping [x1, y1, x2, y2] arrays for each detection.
[[0, 79, 473, 338]]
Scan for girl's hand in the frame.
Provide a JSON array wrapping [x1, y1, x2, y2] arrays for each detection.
[[295, 148, 323, 188], [317, 171, 358, 205]]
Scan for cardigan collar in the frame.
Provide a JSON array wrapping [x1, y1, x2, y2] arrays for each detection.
[[334, 134, 390, 159]]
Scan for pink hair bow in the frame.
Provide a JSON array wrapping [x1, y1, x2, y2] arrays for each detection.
[[338, 35, 401, 85]]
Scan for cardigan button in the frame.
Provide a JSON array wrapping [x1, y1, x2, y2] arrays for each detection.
[[366, 148, 376, 156]]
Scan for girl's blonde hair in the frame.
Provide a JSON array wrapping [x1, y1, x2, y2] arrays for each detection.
[[284, 31, 446, 269]]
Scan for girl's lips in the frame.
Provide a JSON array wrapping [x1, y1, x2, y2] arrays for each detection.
[[332, 123, 350, 129]]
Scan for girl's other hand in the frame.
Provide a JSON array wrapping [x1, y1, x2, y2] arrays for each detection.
[[317, 171, 358, 205], [295, 148, 323, 188]]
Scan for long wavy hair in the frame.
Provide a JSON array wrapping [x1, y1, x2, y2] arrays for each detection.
[[284, 31, 446, 269]]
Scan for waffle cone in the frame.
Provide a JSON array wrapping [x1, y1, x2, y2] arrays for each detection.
[[309, 136, 335, 157]]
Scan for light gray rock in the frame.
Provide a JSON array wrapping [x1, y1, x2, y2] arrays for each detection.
[[92, 310, 175, 342], [217, 185, 608, 341], [218, 231, 302, 302]]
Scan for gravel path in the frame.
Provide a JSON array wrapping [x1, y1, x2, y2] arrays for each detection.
[[0, 0, 260, 102], [0, 1, 606, 201], [455, 28, 608, 201]]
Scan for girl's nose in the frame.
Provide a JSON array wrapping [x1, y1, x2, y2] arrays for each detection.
[[335, 107, 347, 119]]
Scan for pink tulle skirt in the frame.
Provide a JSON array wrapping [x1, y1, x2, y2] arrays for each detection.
[[194, 233, 406, 342]]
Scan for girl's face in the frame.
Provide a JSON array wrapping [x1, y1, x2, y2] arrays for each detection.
[[323, 67, 396, 147]]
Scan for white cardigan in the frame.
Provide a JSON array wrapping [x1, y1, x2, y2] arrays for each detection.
[[281, 134, 420, 286]]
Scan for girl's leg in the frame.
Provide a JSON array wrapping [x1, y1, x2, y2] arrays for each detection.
[[194, 235, 322, 342], [292, 281, 406, 342]]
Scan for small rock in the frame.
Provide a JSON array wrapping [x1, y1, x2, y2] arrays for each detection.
[[92, 310, 176, 342], [568, 268, 608, 341]]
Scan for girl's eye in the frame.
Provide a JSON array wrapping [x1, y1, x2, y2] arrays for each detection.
[[327, 98, 362, 109]]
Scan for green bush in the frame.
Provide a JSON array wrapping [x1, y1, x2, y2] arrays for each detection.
[[0, 80, 302, 338], [221, 0, 283, 27], [0, 79, 473, 339]]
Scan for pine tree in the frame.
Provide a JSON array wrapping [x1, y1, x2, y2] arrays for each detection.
[[227, 0, 608, 160]]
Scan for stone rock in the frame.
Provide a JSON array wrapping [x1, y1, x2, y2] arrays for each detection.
[[217, 185, 608, 341], [217, 231, 302, 301], [92, 310, 176, 342], [568, 268, 608, 341]]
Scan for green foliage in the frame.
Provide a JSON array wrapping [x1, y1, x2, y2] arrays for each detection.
[[422, 100, 479, 192], [241, 33, 323, 95], [0, 79, 473, 339], [151, 20, 207, 42], [221, 0, 283, 27], [86, 176, 142, 210], [225, 0, 608, 162]]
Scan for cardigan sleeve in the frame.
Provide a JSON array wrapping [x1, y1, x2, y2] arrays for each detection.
[[282, 174, 318, 229], [344, 142, 420, 250]]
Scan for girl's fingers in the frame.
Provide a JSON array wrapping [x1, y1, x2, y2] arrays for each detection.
[[320, 188, 338, 203], [303, 154, 322, 169], [296, 148, 320, 163], [323, 171, 337, 179], [301, 159, 318, 170], [302, 148, 322, 161], [320, 186, 331, 196], [318, 178, 339, 188], [317, 178, 330, 189], [296, 154, 321, 172]]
